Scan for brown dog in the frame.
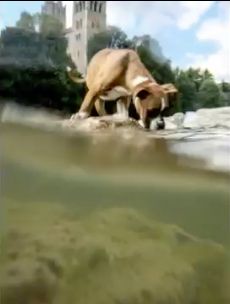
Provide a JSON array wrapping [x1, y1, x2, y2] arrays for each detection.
[[68, 48, 178, 129]]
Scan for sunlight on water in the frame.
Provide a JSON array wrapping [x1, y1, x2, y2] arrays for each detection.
[[1, 121, 230, 304]]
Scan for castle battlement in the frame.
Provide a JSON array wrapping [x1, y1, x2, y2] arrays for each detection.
[[41, 1, 66, 28]]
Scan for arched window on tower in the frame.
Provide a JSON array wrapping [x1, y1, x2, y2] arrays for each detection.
[[80, 19, 82, 28], [79, 1, 82, 11], [99, 3, 102, 13], [94, 1, 98, 12], [76, 3, 78, 13], [82, 1, 85, 10], [90, 1, 93, 11]]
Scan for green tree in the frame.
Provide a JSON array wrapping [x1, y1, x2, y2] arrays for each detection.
[[16, 12, 35, 31], [136, 45, 175, 84], [217, 81, 230, 106], [202, 69, 214, 82], [173, 67, 219, 111], [87, 26, 132, 61], [133, 35, 166, 63], [220, 81, 230, 92], [197, 79, 222, 108], [184, 68, 213, 92], [34, 13, 64, 36], [175, 71, 197, 112], [0, 24, 84, 113]]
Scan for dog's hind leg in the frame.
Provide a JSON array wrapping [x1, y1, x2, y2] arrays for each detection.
[[74, 62, 126, 119]]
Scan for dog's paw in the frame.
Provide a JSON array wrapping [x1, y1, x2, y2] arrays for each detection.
[[150, 117, 165, 130], [156, 118, 165, 130], [137, 120, 145, 128], [73, 112, 89, 120], [70, 114, 77, 121]]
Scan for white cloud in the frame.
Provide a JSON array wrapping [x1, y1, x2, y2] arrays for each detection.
[[187, 2, 230, 82], [106, 1, 215, 35], [63, 1, 214, 34], [178, 1, 214, 29]]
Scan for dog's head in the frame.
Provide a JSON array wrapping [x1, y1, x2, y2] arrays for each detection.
[[133, 82, 179, 129], [133, 82, 168, 129]]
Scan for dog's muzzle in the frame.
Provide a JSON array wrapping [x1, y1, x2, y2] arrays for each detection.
[[146, 108, 167, 130]]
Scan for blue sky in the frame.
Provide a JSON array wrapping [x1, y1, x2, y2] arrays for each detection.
[[0, 1, 43, 27], [1, 1, 229, 81], [155, 2, 219, 67]]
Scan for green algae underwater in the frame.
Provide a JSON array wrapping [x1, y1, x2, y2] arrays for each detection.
[[1, 122, 230, 304]]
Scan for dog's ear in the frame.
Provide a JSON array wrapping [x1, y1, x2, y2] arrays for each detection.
[[161, 83, 178, 94], [161, 83, 178, 105]]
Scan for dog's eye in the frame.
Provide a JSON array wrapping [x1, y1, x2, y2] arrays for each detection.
[[137, 89, 149, 100]]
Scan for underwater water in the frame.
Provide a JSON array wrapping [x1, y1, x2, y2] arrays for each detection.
[[1, 121, 230, 304]]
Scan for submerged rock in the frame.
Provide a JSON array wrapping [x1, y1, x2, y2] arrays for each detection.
[[164, 112, 185, 129], [1, 204, 229, 304], [0, 259, 59, 304]]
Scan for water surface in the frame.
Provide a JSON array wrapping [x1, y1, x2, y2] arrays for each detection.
[[1, 121, 229, 304]]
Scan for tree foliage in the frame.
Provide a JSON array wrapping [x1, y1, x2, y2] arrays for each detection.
[[88, 26, 133, 61], [15, 12, 35, 31], [174, 68, 228, 112], [197, 80, 222, 108], [15, 11, 63, 35], [34, 13, 64, 36], [174, 70, 197, 112], [0, 15, 85, 114]]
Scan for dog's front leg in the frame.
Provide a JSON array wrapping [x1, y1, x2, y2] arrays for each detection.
[[133, 97, 148, 129], [72, 90, 98, 120], [95, 99, 107, 116], [114, 97, 129, 119]]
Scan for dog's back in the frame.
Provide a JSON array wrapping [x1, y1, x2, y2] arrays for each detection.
[[85, 48, 153, 89]]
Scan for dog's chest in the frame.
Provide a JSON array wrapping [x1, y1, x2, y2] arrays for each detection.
[[100, 86, 130, 101]]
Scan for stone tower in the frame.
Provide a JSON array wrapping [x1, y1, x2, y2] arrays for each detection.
[[66, 1, 106, 76], [41, 1, 66, 29]]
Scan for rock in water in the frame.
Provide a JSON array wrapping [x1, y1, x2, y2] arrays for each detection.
[[183, 107, 230, 129], [62, 115, 142, 132], [2, 103, 230, 133], [164, 112, 185, 129]]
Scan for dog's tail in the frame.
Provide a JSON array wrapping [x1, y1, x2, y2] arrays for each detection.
[[66, 66, 86, 84]]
